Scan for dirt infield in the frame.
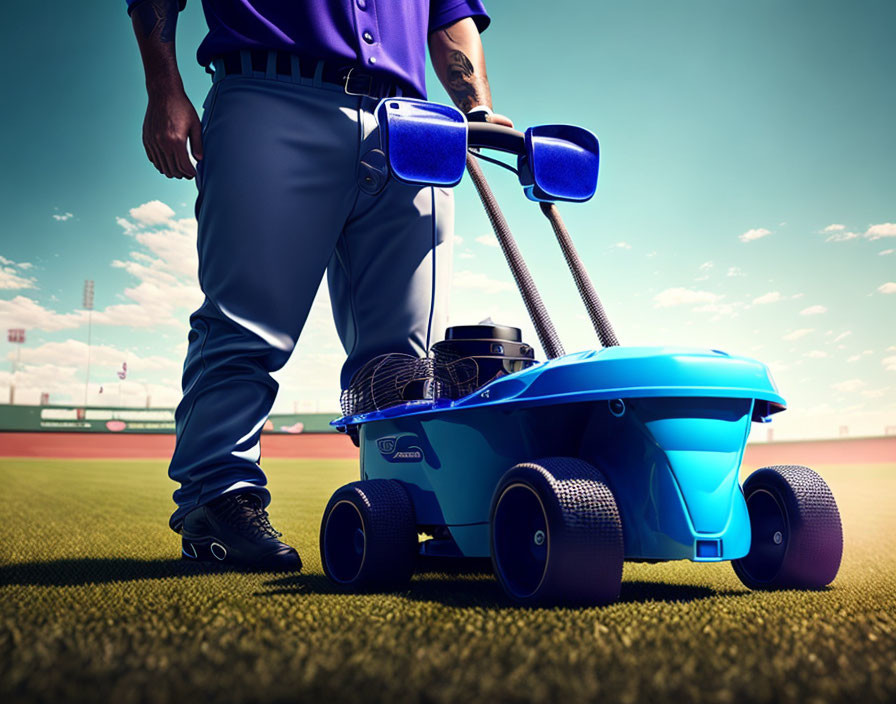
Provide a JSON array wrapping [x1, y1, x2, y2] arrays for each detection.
[[1, 431, 893, 462]]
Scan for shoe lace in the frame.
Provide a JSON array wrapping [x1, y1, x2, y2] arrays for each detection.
[[216, 493, 283, 540]]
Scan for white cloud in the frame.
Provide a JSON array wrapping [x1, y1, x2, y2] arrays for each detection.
[[0, 268, 35, 290], [800, 305, 828, 315], [0, 296, 87, 331], [52, 212, 73, 222], [474, 235, 498, 248], [823, 224, 845, 232], [739, 227, 771, 243], [877, 282, 896, 294], [453, 270, 514, 294], [865, 223, 896, 240], [612, 242, 632, 250], [9, 339, 181, 375], [752, 291, 782, 305], [879, 249, 894, 256], [726, 266, 745, 277], [831, 379, 865, 392], [653, 287, 722, 308], [833, 331, 852, 343], [884, 356, 896, 372], [129, 200, 176, 226], [695, 261, 713, 280], [826, 231, 858, 243], [783, 328, 814, 341], [0, 200, 202, 333], [458, 250, 475, 260], [0, 362, 183, 408], [805, 350, 828, 359], [861, 389, 886, 399]]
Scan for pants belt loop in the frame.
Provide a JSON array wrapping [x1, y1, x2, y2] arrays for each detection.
[[265, 50, 277, 80], [239, 49, 252, 76], [212, 58, 225, 83], [290, 54, 301, 85], [312, 60, 325, 89]]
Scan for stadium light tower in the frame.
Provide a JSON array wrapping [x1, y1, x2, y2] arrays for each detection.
[[83, 280, 94, 407], [7, 328, 25, 404]]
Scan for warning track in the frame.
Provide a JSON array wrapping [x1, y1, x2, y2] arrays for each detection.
[[0, 432, 892, 463]]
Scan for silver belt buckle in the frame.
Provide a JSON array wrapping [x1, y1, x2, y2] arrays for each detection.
[[344, 67, 374, 97]]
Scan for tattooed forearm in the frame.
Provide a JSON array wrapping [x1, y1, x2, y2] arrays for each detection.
[[445, 50, 489, 112], [133, 0, 179, 43], [429, 17, 498, 115]]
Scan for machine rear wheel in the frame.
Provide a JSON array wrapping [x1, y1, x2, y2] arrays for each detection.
[[490, 457, 623, 606], [733, 465, 842, 590], [320, 479, 417, 591]]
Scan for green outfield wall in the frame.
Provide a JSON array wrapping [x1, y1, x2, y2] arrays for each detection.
[[0, 404, 338, 434]]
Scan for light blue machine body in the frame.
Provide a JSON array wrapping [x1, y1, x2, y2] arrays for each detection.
[[333, 346, 786, 562]]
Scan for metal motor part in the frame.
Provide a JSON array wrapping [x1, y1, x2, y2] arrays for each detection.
[[432, 323, 536, 399]]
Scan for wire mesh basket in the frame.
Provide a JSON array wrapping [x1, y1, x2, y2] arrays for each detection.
[[340, 324, 538, 417], [340, 352, 482, 417], [340, 354, 432, 417]]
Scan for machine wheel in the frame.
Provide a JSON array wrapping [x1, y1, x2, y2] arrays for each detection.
[[733, 465, 842, 590], [320, 479, 417, 591], [490, 457, 623, 606]]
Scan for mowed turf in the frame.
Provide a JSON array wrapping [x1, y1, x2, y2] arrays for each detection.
[[1, 457, 894, 704]]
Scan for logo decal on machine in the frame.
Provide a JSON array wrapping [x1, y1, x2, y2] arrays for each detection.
[[376, 435, 424, 463]]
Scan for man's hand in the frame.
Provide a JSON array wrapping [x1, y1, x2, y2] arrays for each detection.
[[131, 0, 197, 179], [143, 88, 202, 179], [429, 18, 512, 127], [487, 113, 514, 128]]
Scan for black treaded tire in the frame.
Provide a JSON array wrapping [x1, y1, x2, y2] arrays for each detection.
[[733, 465, 843, 590], [320, 479, 417, 591], [490, 457, 624, 606]]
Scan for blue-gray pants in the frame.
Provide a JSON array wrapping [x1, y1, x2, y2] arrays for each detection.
[[168, 65, 453, 532]]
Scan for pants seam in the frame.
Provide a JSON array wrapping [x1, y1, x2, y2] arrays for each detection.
[[336, 237, 361, 372], [336, 95, 367, 377], [174, 314, 211, 509]]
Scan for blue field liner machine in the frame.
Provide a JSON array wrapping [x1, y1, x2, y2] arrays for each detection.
[[319, 99, 844, 605]]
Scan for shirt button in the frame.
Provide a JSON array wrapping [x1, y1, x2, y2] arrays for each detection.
[[356, 0, 367, 9], [362, 31, 374, 44], [368, 56, 377, 65]]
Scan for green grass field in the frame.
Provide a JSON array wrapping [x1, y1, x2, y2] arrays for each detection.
[[2, 457, 894, 704]]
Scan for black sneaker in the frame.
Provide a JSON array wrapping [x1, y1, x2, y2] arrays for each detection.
[[181, 492, 301, 572]]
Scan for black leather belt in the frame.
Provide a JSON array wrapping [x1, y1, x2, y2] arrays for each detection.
[[214, 49, 402, 99]]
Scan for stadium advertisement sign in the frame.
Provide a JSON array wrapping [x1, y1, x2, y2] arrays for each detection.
[[0, 405, 337, 434]]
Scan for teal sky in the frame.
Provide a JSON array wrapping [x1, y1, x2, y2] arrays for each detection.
[[1, 1, 894, 439]]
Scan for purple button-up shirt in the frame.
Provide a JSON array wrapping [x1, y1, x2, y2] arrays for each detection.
[[127, 0, 490, 98]]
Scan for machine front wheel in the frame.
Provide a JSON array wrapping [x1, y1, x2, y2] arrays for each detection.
[[733, 465, 842, 590], [320, 479, 417, 591], [490, 457, 624, 606]]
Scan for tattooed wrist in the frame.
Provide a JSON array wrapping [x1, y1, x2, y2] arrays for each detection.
[[133, 0, 179, 43], [445, 50, 488, 113]]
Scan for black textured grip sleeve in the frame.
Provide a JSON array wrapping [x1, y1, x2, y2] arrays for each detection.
[[539, 202, 620, 348], [465, 154, 565, 359]]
